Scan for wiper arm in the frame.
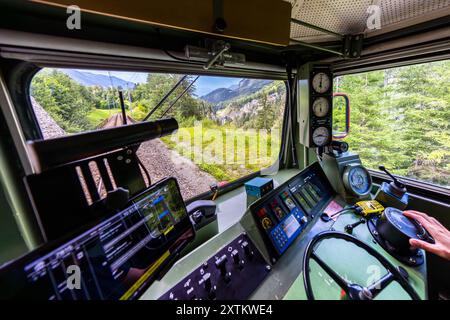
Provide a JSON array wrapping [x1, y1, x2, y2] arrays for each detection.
[[142, 75, 187, 121]]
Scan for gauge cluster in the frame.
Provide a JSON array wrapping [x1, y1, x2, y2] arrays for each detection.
[[298, 63, 334, 148], [310, 68, 333, 147]]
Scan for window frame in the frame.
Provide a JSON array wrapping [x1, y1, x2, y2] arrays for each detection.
[[25, 67, 291, 202], [332, 58, 450, 198]]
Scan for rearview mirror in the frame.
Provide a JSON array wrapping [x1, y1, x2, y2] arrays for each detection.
[[332, 93, 350, 139]]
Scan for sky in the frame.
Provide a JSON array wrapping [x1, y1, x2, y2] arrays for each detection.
[[82, 70, 241, 96]]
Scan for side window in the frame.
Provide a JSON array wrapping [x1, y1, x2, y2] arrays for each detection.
[[30, 69, 286, 199], [334, 60, 450, 188]]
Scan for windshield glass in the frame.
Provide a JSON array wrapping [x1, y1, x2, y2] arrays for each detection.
[[30, 69, 286, 199], [333, 60, 450, 188]]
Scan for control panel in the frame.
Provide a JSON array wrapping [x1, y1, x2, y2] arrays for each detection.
[[255, 189, 309, 255], [251, 162, 334, 259], [159, 233, 270, 300]]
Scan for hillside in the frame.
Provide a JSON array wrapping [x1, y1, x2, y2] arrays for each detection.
[[214, 81, 286, 129], [201, 78, 272, 104]]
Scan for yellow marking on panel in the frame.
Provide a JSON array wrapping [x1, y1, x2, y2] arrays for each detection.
[[163, 225, 174, 235], [119, 250, 170, 300]]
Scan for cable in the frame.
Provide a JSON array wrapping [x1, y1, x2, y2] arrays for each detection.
[[156, 28, 204, 65], [137, 157, 151, 186], [320, 206, 357, 222]]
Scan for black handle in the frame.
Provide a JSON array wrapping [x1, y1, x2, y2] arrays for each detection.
[[379, 166, 405, 189]]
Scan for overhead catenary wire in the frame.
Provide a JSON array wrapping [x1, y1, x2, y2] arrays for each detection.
[[142, 75, 188, 121], [159, 76, 200, 119]]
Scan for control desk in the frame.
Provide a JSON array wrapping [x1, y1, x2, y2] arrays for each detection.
[[143, 162, 427, 300], [0, 163, 428, 300]]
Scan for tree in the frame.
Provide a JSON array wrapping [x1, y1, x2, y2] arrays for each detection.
[[31, 70, 95, 132]]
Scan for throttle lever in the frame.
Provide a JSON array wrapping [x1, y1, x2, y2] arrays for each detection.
[[379, 166, 405, 189]]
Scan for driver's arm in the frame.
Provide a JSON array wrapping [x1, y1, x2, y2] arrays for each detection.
[[403, 210, 450, 261]]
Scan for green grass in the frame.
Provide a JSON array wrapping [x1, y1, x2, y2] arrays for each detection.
[[161, 123, 281, 182]]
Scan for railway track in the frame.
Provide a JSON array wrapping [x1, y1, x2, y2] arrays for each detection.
[[98, 113, 217, 199], [100, 113, 136, 128]]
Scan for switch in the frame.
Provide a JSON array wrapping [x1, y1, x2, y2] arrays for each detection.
[[215, 254, 231, 282], [215, 254, 227, 272], [301, 216, 308, 224], [186, 287, 196, 300], [231, 249, 240, 264], [203, 273, 212, 292], [231, 249, 244, 270], [200, 273, 216, 299], [241, 241, 253, 258]]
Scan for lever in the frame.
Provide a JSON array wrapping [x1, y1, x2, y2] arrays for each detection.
[[379, 166, 405, 189], [215, 254, 231, 282], [344, 218, 365, 234], [203, 42, 231, 70]]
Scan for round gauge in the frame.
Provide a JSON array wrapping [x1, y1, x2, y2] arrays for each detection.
[[312, 126, 330, 146], [312, 72, 331, 93], [342, 164, 372, 197], [312, 97, 330, 117]]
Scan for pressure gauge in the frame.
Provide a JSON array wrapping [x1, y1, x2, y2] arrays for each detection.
[[312, 126, 330, 146], [312, 97, 330, 117], [312, 72, 331, 93], [342, 164, 372, 197]]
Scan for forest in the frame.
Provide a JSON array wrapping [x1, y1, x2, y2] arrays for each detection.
[[30, 60, 449, 188], [333, 60, 449, 187]]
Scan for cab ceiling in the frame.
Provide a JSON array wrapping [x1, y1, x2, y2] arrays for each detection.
[[288, 0, 450, 43]]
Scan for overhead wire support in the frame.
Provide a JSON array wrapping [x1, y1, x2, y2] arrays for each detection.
[[160, 76, 200, 119], [142, 75, 188, 121]]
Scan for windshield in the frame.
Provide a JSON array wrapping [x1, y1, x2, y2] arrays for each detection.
[[30, 69, 286, 199]]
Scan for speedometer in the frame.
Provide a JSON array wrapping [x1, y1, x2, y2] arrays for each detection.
[[342, 164, 372, 197]]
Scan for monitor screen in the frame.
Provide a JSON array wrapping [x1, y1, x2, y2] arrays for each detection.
[[0, 178, 194, 300]]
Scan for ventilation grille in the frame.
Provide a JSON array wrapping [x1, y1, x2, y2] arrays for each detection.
[[288, 0, 450, 42]]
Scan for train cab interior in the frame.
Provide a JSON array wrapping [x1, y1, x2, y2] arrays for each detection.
[[0, 0, 449, 301]]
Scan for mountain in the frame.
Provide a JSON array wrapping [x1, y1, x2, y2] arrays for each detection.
[[60, 69, 136, 89], [201, 79, 273, 104]]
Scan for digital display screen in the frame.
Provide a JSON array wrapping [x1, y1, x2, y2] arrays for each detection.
[[300, 187, 317, 206], [293, 192, 311, 213], [280, 191, 297, 211], [304, 183, 321, 202], [280, 215, 301, 238], [0, 178, 193, 300], [256, 207, 275, 230], [269, 199, 286, 221]]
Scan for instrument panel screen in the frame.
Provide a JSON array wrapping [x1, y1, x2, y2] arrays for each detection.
[[281, 215, 301, 238], [0, 178, 194, 300]]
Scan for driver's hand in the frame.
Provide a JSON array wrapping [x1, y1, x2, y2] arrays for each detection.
[[403, 210, 450, 261]]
